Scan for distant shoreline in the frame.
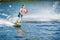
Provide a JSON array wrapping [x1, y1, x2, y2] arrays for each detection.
[[0, 0, 41, 2], [0, 0, 58, 2]]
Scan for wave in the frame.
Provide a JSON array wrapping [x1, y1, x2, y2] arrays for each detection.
[[0, 17, 18, 27], [22, 13, 60, 22]]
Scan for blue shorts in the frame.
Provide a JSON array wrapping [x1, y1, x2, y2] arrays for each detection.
[[18, 13, 23, 18]]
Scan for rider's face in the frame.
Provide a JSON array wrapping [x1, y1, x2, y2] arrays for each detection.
[[22, 6, 25, 8]]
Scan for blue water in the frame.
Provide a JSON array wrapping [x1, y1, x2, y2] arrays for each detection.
[[0, 2, 60, 40], [0, 21, 60, 40]]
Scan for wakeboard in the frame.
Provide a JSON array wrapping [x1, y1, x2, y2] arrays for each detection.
[[13, 24, 21, 28]]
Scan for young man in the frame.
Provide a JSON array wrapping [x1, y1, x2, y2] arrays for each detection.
[[15, 5, 28, 36], [15, 5, 28, 24]]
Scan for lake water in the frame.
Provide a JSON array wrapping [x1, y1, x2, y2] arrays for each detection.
[[0, 2, 60, 40], [0, 21, 60, 40]]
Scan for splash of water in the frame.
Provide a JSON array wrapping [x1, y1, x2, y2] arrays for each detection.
[[0, 17, 18, 27]]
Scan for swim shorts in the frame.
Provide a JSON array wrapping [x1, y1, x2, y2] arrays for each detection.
[[18, 12, 23, 18]]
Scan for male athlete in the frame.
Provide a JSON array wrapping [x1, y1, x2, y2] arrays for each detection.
[[15, 5, 28, 24], [15, 5, 28, 36]]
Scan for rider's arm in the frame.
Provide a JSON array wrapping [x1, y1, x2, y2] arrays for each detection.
[[25, 9, 28, 14]]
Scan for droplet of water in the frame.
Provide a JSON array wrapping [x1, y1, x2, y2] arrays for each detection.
[[9, 5, 12, 8]]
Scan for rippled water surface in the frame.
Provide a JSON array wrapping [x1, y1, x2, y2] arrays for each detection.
[[0, 21, 60, 40]]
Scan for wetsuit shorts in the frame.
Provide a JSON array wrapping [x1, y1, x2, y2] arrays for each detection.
[[18, 12, 23, 18]]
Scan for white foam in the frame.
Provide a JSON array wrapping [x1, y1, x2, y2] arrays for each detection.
[[0, 18, 17, 27], [23, 10, 60, 21], [0, 16, 19, 26], [22, 2, 60, 21], [0, 19, 14, 26]]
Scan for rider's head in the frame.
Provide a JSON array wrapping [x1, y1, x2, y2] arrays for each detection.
[[21, 5, 25, 8]]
